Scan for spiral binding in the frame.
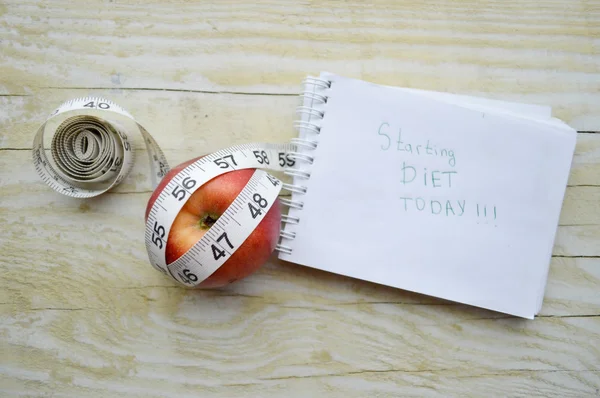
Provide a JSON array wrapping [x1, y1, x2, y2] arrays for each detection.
[[275, 76, 331, 255]]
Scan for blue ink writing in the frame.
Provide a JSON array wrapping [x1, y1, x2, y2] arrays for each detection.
[[431, 200, 442, 215], [446, 201, 455, 215], [399, 197, 467, 217], [378, 122, 391, 150], [379, 122, 456, 167], [401, 162, 416, 185], [457, 200, 465, 215], [401, 163, 456, 188]]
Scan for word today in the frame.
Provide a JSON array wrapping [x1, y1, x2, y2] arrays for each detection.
[[399, 195, 498, 220]]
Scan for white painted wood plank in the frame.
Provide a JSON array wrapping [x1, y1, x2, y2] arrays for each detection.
[[1, 1, 599, 128]]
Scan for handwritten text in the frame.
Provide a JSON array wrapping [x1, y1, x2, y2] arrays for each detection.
[[378, 122, 456, 167], [399, 196, 497, 220], [377, 121, 499, 223]]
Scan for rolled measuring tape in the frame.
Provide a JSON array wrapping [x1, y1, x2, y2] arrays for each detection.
[[32, 97, 169, 198], [32, 95, 315, 288]]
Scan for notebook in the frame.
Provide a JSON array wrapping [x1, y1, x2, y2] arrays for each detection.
[[277, 72, 577, 319]]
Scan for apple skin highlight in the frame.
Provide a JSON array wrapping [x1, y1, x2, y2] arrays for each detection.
[[145, 156, 282, 288]]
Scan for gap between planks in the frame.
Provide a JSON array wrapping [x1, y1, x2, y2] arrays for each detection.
[[40, 86, 299, 97], [0, 303, 597, 319], [3, 87, 600, 129], [2, 125, 599, 152]]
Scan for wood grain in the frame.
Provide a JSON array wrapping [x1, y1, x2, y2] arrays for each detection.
[[1, 143, 600, 396], [1, 0, 600, 129], [2, 0, 600, 397], [0, 89, 298, 151], [2, 89, 600, 185], [1, 155, 599, 315], [2, 147, 600, 255], [0, 308, 599, 397]]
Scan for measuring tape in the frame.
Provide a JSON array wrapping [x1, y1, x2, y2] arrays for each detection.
[[32, 97, 169, 198], [145, 142, 304, 286], [32, 96, 311, 287]]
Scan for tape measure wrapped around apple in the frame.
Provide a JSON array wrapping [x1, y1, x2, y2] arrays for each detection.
[[145, 158, 282, 288], [143, 143, 303, 288], [32, 96, 316, 288]]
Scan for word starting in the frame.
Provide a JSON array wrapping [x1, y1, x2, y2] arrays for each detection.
[[378, 122, 456, 167]]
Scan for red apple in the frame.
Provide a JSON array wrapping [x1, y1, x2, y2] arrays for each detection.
[[145, 156, 281, 288]]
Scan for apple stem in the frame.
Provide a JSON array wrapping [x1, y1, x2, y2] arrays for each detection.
[[199, 213, 220, 230]]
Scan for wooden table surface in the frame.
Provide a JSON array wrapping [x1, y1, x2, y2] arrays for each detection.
[[1, 1, 599, 397]]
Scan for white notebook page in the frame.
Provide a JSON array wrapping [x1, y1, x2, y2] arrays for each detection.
[[279, 74, 576, 319]]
